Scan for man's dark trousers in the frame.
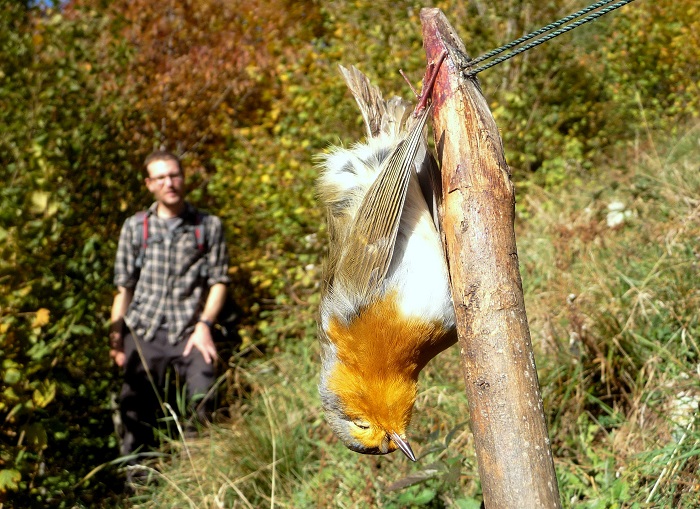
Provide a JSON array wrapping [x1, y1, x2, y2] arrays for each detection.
[[118, 327, 215, 458]]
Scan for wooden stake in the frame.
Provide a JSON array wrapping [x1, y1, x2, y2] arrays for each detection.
[[420, 8, 562, 508]]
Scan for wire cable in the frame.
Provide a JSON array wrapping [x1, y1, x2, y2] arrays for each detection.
[[464, 0, 638, 77]]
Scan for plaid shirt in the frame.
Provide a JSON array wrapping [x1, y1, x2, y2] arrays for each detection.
[[114, 202, 230, 344]]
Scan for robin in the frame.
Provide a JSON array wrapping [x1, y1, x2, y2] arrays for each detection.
[[316, 62, 456, 461]]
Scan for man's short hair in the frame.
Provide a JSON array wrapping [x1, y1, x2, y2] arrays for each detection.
[[143, 150, 182, 177]]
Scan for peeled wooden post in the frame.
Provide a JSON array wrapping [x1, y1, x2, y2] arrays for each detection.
[[420, 8, 561, 509]]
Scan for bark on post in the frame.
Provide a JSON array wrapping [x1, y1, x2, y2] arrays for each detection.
[[420, 8, 561, 509]]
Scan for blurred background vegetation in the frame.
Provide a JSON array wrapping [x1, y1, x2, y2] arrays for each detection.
[[0, 0, 698, 507]]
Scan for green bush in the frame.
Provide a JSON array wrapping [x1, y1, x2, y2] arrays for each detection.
[[0, 4, 140, 506]]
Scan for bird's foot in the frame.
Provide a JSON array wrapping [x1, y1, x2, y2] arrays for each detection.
[[412, 51, 447, 116]]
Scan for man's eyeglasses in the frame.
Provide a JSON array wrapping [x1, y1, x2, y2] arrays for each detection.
[[148, 173, 183, 186]]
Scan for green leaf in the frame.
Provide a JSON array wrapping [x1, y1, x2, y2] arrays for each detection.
[[27, 340, 52, 361], [32, 381, 56, 408], [454, 499, 483, 509], [69, 324, 93, 335], [386, 465, 443, 491], [0, 469, 21, 493], [22, 422, 48, 450], [3, 368, 21, 385], [444, 420, 469, 447], [396, 487, 436, 505]]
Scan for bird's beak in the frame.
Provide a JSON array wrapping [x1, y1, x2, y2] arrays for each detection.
[[390, 432, 416, 462]]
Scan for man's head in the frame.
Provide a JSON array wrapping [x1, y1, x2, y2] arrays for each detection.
[[144, 150, 185, 215]]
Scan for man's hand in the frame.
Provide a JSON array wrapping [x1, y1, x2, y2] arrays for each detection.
[[110, 291, 131, 369], [183, 321, 217, 364], [109, 330, 125, 367], [110, 348, 126, 367]]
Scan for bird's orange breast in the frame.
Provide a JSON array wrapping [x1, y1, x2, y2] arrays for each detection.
[[327, 290, 449, 372], [325, 290, 453, 426]]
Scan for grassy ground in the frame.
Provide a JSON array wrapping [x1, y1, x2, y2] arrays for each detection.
[[121, 122, 699, 508]]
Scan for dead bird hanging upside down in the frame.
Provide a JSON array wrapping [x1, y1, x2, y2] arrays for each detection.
[[316, 59, 457, 461]]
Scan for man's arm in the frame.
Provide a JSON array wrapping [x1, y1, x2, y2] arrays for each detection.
[[183, 282, 227, 364], [110, 286, 134, 367]]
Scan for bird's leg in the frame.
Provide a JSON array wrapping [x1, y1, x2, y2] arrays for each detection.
[[413, 51, 447, 116], [399, 69, 420, 99]]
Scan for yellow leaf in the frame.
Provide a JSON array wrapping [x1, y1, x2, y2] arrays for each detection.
[[33, 382, 56, 409], [32, 308, 50, 329], [30, 191, 50, 214]]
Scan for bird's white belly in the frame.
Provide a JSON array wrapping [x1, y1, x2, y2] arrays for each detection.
[[386, 186, 454, 326]]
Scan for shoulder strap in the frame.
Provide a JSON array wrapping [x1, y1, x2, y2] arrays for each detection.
[[194, 211, 205, 253], [134, 211, 148, 269], [133, 210, 205, 269], [193, 211, 210, 279]]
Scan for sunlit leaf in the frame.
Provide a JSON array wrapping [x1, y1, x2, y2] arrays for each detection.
[[30, 191, 50, 214], [32, 381, 56, 408], [3, 368, 21, 385], [31, 308, 50, 328], [0, 469, 21, 493]]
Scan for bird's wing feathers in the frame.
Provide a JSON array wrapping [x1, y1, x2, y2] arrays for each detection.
[[334, 107, 430, 303], [322, 65, 433, 308]]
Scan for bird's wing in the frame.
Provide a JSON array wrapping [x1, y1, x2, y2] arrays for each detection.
[[339, 64, 441, 229], [334, 107, 430, 303]]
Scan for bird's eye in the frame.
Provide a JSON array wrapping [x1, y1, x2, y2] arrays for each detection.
[[352, 420, 370, 430]]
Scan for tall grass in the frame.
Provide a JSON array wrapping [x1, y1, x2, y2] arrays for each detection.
[[519, 122, 700, 508], [125, 123, 699, 507]]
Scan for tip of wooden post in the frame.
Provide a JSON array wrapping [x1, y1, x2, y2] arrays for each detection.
[[420, 8, 470, 66]]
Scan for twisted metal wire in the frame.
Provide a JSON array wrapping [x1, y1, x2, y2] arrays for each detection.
[[464, 0, 638, 77], [468, 0, 617, 67]]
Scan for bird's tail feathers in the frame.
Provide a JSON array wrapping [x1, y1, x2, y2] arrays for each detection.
[[339, 65, 412, 140]]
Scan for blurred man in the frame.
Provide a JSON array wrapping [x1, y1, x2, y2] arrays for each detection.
[[109, 150, 230, 471]]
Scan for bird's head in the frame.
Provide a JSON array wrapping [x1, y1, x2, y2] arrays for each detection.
[[319, 359, 419, 461]]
